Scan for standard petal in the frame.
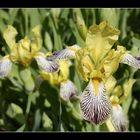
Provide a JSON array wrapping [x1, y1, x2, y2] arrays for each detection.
[[120, 53, 140, 69], [35, 55, 59, 73], [47, 44, 80, 60], [3, 25, 18, 50], [0, 56, 12, 78], [111, 104, 128, 131], [80, 79, 112, 125], [86, 21, 120, 64], [60, 80, 78, 101]]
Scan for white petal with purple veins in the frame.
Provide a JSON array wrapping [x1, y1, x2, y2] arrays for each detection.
[[80, 80, 112, 125], [35, 55, 59, 73], [111, 104, 128, 131], [60, 80, 78, 101], [120, 53, 140, 69], [0, 56, 12, 78], [47, 44, 80, 60]]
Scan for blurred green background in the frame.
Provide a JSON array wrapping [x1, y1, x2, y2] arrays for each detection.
[[0, 8, 140, 131]]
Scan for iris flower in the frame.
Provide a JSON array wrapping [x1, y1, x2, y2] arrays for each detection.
[[105, 76, 136, 131], [36, 52, 78, 101], [0, 25, 59, 79], [48, 21, 140, 126]]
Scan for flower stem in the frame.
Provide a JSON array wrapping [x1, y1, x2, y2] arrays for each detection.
[[25, 93, 32, 116], [106, 119, 116, 132]]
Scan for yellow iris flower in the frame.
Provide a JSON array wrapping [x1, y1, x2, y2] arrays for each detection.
[[40, 59, 69, 85], [106, 78, 136, 131], [1, 21, 139, 131], [36, 52, 78, 102], [0, 25, 59, 79], [48, 21, 140, 128]]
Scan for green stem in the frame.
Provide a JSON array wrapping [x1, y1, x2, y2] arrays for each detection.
[[57, 91, 62, 131], [94, 125, 100, 132], [25, 93, 32, 116], [24, 9, 29, 35], [24, 93, 33, 130], [106, 118, 116, 132]]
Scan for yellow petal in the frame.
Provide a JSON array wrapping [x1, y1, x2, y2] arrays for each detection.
[[75, 47, 95, 81], [20, 36, 31, 51], [119, 79, 136, 104], [31, 25, 42, 55], [105, 76, 117, 95], [3, 25, 18, 50], [103, 49, 121, 78], [110, 95, 119, 105], [86, 21, 120, 65], [17, 41, 32, 65], [112, 85, 123, 97], [10, 44, 19, 62], [40, 71, 59, 85], [32, 25, 41, 37], [40, 60, 70, 85]]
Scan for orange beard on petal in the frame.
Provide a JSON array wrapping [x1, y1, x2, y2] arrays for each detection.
[[92, 78, 102, 96]]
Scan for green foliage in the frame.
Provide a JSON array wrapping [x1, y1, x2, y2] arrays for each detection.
[[0, 8, 140, 131]]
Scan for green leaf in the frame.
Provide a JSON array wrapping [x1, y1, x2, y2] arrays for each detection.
[[69, 19, 85, 48], [73, 9, 87, 40], [8, 9, 19, 25], [0, 19, 6, 33], [49, 16, 62, 50], [0, 10, 9, 20], [44, 99, 51, 108], [19, 67, 31, 83], [6, 103, 25, 124], [42, 112, 53, 131], [122, 79, 136, 113], [44, 31, 53, 51], [32, 109, 41, 131], [99, 8, 118, 27], [24, 76, 35, 92], [28, 9, 41, 29], [132, 37, 140, 49], [16, 124, 26, 132], [6, 103, 23, 118]]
